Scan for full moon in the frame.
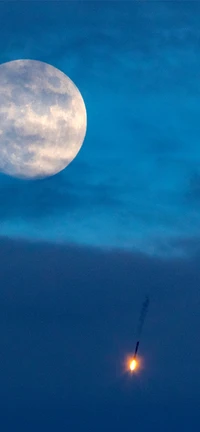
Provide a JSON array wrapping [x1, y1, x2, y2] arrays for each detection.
[[0, 59, 87, 179]]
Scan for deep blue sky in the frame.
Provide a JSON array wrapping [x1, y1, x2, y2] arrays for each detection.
[[0, 1, 200, 431]]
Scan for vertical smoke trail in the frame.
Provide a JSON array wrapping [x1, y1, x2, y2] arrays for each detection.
[[137, 295, 150, 338]]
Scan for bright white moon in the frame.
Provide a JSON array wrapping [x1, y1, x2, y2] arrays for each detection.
[[0, 59, 87, 179]]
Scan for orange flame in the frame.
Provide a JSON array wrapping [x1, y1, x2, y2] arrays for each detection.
[[130, 358, 137, 371]]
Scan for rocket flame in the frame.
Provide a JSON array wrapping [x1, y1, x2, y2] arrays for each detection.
[[125, 355, 141, 374], [130, 359, 137, 371]]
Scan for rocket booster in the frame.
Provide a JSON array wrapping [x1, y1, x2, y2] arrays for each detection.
[[134, 340, 140, 358], [128, 295, 150, 372]]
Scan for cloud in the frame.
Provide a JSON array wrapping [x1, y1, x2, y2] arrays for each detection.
[[0, 1, 200, 256], [0, 160, 121, 219]]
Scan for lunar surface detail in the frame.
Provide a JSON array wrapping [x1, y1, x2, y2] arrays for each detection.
[[0, 59, 87, 179]]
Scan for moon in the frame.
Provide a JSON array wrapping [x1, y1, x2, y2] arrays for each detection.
[[0, 59, 87, 179]]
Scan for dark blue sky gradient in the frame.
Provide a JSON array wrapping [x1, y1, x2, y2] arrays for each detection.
[[0, 1, 200, 431], [0, 237, 200, 430]]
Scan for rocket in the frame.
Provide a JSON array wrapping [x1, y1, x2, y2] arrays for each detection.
[[129, 340, 140, 371], [133, 340, 140, 359], [128, 295, 150, 372], [131, 296, 149, 368]]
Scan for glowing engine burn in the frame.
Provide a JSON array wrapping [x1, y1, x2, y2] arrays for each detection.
[[130, 359, 137, 371]]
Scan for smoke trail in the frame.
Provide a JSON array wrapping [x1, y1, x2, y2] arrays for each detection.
[[137, 295, 150, 338]]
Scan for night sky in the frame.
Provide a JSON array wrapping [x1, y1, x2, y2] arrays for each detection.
[[0, 1, 200, 431]]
